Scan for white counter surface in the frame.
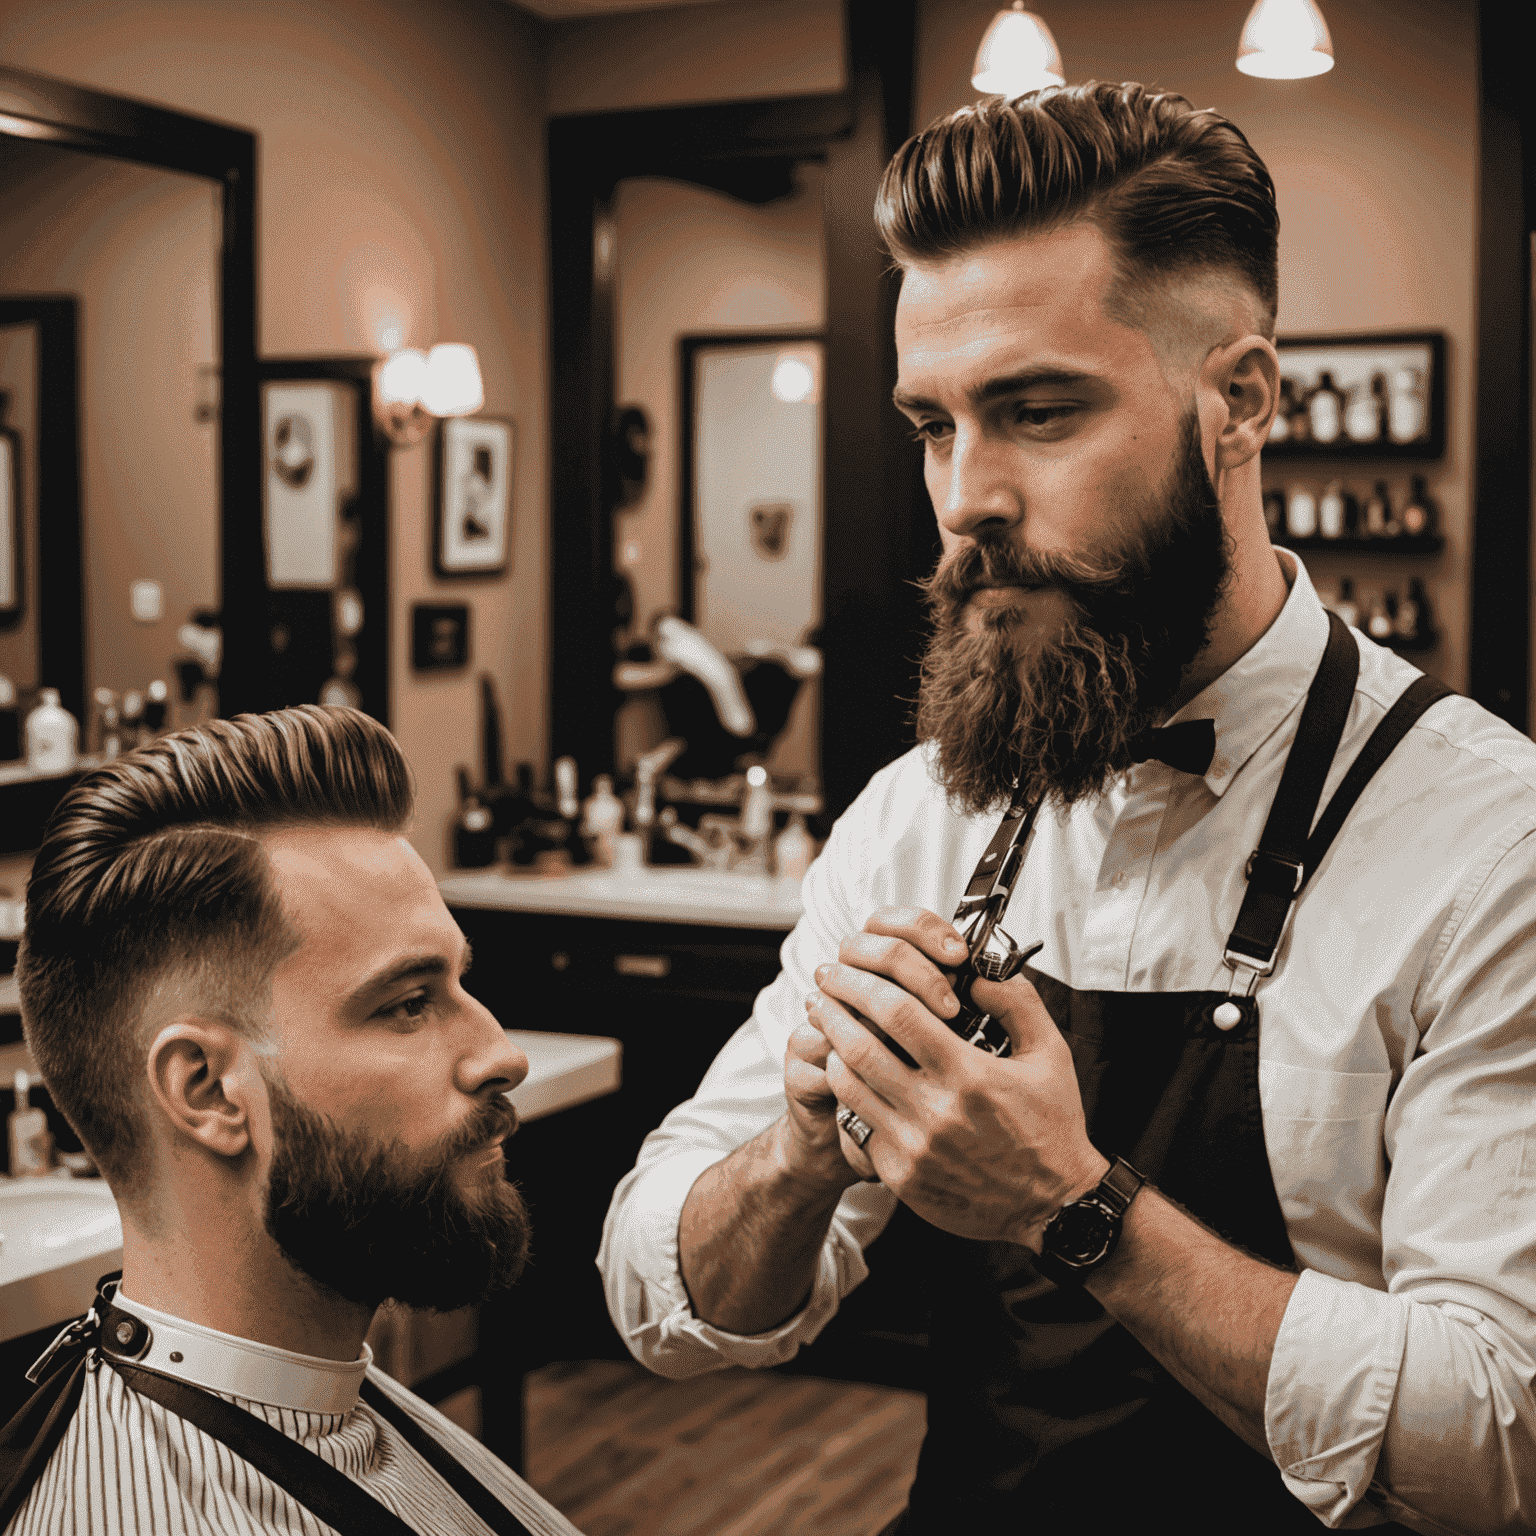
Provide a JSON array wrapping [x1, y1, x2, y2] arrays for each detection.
[[438, 866, 804, 930]]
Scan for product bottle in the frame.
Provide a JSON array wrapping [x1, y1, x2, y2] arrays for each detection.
[[121, 690, 145, 752], [581, 774, 625, 868], [24, 687, 78, 774], [0, 674, 18, 762], [1400, 475, 1438, 538], [8, 1069, 54, 1177], [1400, 578, 1434, 647], [554, 756, 592, 867], [1388, 367, 1427, 444], [93, 688, 122, 760], [1367, 592, 1395, 642], [1318, 480, 1347, 539], [1332, 577, 1360, 629], [1285, 484, 1318, 540], [1363, 481, 1393, 539], [1344, 381, 1382, 443], [1269, 381, 1296, 443], [452, 768, 497, 868], [144, 679, 169, 737], [773, 813, 814, 881], [1307, 371, 1345, 445]]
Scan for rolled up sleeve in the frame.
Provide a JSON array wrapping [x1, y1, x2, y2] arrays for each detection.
[[1267, 827, 1536, 1533], [596, 775, 905, 1379]]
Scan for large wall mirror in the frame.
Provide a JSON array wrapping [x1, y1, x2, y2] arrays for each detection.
[[0, 63, 257, 848], [549, 0, 929, 824]]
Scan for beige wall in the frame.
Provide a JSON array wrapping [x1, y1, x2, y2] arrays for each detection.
[[0, 0, 550, 874], [546, 0, 843, 116], [915, 0, 1479, 690]]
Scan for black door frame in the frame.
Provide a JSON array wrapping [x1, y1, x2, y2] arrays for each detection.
[[546, 0, 926, 821]]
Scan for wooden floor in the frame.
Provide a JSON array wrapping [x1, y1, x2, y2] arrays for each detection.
[[523, 1359, 925, 1536]]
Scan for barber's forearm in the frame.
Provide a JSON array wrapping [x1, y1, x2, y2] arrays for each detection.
[[678, 1115, 851, 1335], [1084, 1185, 1299, 1457]]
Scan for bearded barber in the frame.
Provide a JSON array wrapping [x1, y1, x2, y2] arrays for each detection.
[[598, 83, 1536, 1536]]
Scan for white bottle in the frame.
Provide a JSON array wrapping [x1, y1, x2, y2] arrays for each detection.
[[8, 1069, 54, 1177], [1285, 485, 1317, 540], [773, 813, 814, 881], [25, 688, 78, 774], [581, 774, 625, 867], [1318, 480, 1346, 539]]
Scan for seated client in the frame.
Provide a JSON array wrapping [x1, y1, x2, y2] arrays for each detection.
[[1, 705, 580, 1535]]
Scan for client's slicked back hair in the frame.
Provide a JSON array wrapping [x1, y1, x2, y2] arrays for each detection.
[[877, 82, 1280, 334], [18, 706, 413, 1198]]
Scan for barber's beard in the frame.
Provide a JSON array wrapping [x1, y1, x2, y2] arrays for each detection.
[[913, 411, 1232, 815], [263, 1077, 531, 1313]]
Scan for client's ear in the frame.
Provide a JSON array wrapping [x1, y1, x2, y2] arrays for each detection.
[[145, 1020, 258, 1160], [1204, 334, 1280, 473]]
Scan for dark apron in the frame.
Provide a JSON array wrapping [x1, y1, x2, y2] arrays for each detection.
[[893, 616, 1448, 1533]]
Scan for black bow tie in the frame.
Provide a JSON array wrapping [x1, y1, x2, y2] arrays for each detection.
[[1127, 719, 1216, 775]]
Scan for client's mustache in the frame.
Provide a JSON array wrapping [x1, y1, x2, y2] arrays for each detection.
[[430, 1094, 519, 1167]]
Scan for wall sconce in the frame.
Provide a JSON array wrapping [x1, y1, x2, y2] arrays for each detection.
[[374, 342, 485, 446], [972, 3, 1064, 97], [1236, 0, 1335, 79]]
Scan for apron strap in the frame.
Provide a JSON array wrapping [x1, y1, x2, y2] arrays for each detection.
[[1226, 617, 1453, 980], [107, 1358, 537, 1536]]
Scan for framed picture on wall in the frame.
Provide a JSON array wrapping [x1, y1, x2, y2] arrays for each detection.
[[435, 415, 513, 577]]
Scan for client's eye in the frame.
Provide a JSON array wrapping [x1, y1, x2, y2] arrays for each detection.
[[380, 992, 431, 1026]]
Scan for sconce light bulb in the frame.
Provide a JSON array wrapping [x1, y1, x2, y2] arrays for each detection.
[[377, 347, 428, 405], [423, 344, 485, 418], [771, 354, 817, 403]]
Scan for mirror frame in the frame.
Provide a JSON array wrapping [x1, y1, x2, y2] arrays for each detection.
[[547, 0, 930, 823], [0, 63, 259, 745]]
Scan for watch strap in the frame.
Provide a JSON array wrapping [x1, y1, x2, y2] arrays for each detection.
[[1034, 1156, 1146, 1288]]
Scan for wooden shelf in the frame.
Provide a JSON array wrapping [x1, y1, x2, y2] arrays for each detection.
[[1264, 439, 1441, 462], [1277, 535, 1443, 556]]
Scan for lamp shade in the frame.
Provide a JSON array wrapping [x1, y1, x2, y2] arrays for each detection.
[[422, 343, 484, 417], [376, 347, 428, 405], [972, 4, 1064, 96], [1236, 0, 1335, 79]]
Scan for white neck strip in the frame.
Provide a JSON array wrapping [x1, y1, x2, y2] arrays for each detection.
[[111, 1291, 371, 1415]]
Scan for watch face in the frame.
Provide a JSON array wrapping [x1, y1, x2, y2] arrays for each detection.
[[1045, 1199, 1115, 1267]]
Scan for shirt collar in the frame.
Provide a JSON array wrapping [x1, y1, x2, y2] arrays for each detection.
[[1164, 547, 1331, 798], [113, 1290, 372, 1415]]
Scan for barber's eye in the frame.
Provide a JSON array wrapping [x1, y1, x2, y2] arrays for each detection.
[[382, 992, 431, 1024], [1018, 405, 1066, 428]]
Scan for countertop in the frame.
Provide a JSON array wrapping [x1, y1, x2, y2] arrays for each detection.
[[438, 866, 805, 930]]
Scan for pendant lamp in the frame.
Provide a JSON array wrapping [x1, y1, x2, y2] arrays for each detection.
[[971, 2, 1064, 97], [1236, 0, 1335, 79]]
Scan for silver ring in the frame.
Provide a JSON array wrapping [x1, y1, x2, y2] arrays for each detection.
[[835, 1105, 874, 1149]]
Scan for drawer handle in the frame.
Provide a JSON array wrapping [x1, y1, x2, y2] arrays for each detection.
[[615, 953, 671, 979]]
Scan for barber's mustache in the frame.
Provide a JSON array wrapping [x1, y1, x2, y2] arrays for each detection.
[[924, 537, 1128, 610]]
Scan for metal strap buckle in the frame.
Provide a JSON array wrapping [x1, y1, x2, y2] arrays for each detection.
[[1244, 849, 1304, 896], [1222, 950, 1270, 993]]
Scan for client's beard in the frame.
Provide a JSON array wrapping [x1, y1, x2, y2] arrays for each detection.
[[263, 1077, 531, 1313], [913, 410, 1232, 814]]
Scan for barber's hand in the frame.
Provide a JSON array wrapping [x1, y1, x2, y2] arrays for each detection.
[[807, 906, 1109, 1249], [781, 1015, 872, 1194]]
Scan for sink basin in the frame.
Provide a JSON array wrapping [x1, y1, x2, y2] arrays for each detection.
[[0, 1179, 123, 1341]]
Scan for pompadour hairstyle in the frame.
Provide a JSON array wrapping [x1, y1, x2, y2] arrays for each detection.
[[877, 81, 1280, 333], [17, 705, 413, 1198]]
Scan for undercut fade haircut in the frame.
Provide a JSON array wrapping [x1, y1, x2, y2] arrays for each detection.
[[17, 706, 413, 1199], [877, 81, 1280, 335]]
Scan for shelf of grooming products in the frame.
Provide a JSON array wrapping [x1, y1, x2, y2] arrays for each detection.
[[1264, 474, 1442, 552]]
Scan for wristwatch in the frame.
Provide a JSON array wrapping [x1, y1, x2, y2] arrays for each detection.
[[1033, 1156, 1146, 1288]]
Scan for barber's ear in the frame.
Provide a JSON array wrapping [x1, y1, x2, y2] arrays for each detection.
[[1206, 335, 1280, 473], [145, 1021, 258, 1160]]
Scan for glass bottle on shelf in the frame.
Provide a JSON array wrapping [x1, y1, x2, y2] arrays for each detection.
[[1333, 577, 1360, 629], [1388, 367, 1427, 445], [1344, 377, 1384, 443], [1318, 479, 1347, 539], [1307, 371, 1345, 445], [1400, 475, 1438, 538], [1363, 480, 1393, 538], [1285, 483, 1318, 539], [1399, 578, 1434, 647], [1366, 591, 1395, 642], [1262, 488, 1287, 538], [1269, 380, 1297, 443]]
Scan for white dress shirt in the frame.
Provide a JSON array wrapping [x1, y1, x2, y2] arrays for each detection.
[[598, 551, 1536, 1535], [5, 1291, 581, 1536]]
